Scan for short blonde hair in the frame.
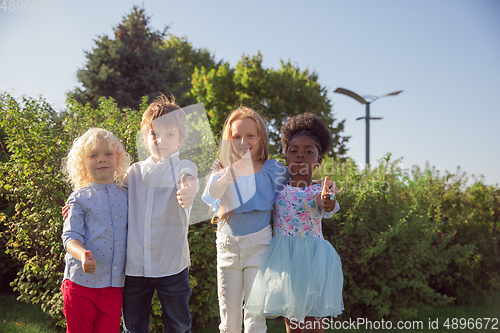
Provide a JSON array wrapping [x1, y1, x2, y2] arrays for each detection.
[[63, 128, 131, 190], [219, 106, 269, 167], [140, 94, 187, 144]]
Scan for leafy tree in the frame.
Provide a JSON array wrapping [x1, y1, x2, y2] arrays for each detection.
[[164, 34, 222, 105], [190, 52, 349, 157], [69, 7, 185, 110]]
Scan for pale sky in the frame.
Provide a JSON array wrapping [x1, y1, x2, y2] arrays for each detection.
[[1, 0, 499, 185]]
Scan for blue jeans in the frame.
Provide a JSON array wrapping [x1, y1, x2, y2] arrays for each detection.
[[122, 268, 192, 333]]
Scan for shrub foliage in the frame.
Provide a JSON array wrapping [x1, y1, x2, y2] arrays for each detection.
[[0, 94, 499, 331]]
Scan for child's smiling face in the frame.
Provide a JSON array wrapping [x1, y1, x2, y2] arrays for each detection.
[[286, 134, 321, 179], [230, 118, 260, 162], [84, 141, 117, 184], [147, 125, 181, 163]]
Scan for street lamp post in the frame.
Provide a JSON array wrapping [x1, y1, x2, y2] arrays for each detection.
[[334, 87, 403, 166]]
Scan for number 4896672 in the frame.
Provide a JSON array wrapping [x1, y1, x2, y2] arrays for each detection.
[[1, 0, 55, 11], [443, 318, 498, 330]]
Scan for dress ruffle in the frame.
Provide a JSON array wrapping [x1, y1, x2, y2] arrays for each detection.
[[245, 235, 344, 322], [202, 159, 288, 214]]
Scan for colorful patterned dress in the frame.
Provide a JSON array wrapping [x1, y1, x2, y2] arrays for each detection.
[[245, 183, 344, 322]]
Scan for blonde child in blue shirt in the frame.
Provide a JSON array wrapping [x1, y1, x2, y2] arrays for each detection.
[[61, 128, 131, 332]]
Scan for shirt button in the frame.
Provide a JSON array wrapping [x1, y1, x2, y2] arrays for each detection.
[[146, 244, 150, 249], [116, 241, 119, 245], [114, 216, 117, 220], [148, 204, 151, 207], [150, 185, 153, 188], [238, 239, 243, 243], [146, 224, 150, 227], [110, 194, 114, 197], [113, 266, 117, 270]]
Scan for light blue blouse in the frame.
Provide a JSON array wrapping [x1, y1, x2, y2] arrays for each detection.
[[62, 182, 128, 288], [202, 159, 289, 236]]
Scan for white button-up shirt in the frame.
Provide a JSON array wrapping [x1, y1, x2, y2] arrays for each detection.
[[123, 152, 198, 278]]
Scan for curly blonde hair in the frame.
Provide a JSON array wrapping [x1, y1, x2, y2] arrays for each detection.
[[63, 128, 131, 190]]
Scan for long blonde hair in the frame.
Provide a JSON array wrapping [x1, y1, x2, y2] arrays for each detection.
[[63, 128, 131, 190], [212, 106, 269, 227], [218, 106, 269, 167]]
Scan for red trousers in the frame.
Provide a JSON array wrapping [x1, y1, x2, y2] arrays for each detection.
[[61, 279, 122, 333]]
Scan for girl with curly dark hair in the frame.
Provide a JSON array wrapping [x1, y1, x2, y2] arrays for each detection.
[[246, 113, 344, 333]]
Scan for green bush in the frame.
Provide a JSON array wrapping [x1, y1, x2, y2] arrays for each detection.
[[1, 93, 499, 331], [0, 94, 219, 330], [320, 156, 499, 320], [0, 95, 69, 326]]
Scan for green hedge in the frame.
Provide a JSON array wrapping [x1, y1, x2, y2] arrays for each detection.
[[1, 94, 499, 331], [320, 157, 500, 320]]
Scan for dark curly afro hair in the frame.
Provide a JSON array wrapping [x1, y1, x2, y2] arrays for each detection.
[[280, 112, 332, 157]]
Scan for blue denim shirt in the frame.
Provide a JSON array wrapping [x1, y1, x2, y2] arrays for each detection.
[[62, 182, 128, 288]]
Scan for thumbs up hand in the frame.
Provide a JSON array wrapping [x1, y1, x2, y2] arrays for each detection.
[[316, 176, 337, 212], [323, 175, 339, 196], [177, 173, 197, 209], [81, 250, 96, 274], [220, 154, 239, 186]]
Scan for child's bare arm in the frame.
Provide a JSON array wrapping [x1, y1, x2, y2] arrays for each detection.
[[65, 240, 96, 274]]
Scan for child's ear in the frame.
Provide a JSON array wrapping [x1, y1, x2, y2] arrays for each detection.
[[317, 156, 323, 165]]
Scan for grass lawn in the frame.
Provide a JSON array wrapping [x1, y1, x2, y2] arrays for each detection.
[[0, 294, 63, 333], [1, 291, 499, 332]]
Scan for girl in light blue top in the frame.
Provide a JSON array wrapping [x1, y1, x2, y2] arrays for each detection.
[[202, 107, 289, 333]]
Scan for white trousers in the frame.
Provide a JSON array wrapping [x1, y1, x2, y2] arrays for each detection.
[[216, 226, 272, 333]]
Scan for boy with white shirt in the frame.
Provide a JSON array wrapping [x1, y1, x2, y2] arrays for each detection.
[[122, 94, 198, 333]]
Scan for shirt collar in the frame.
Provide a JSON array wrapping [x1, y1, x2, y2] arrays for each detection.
[[144, 151, 180, 165], [89, 181, 118, 190]]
